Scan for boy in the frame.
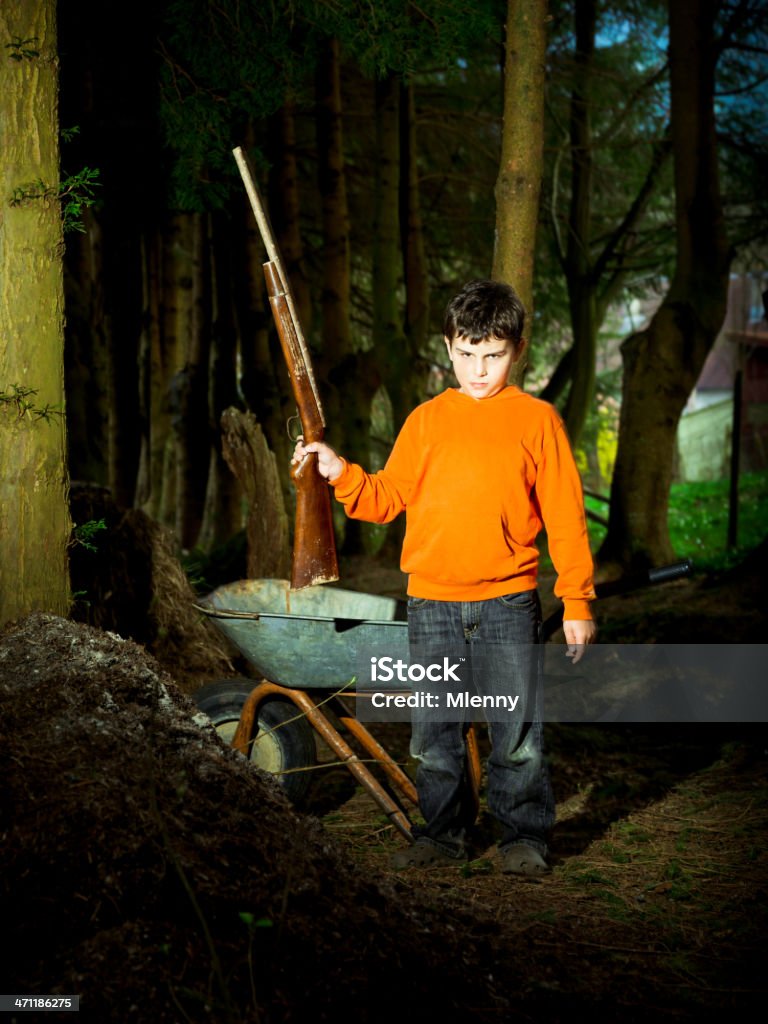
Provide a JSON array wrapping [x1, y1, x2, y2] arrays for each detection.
[[292, 279, 596, 875]]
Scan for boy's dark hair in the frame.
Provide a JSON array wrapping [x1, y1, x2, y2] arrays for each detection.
[[443, 279, 525, 344]]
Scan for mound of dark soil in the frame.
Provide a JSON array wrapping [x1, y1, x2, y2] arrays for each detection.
[[0, 614, 503, 1023]]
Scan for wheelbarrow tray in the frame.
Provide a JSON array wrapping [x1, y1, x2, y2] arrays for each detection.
[[201, 578, 408, 689]]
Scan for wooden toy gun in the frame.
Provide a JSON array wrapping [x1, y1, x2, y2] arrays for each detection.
[[233, 146, 339, 590]]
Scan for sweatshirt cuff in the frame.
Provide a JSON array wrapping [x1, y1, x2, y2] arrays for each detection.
[[328, 458, 352, 488], [562, 599, 594, 621]]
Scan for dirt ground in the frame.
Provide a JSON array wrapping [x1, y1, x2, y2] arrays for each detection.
[[1, 549, 767, 1022]]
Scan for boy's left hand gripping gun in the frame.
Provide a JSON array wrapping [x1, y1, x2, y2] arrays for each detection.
[[233, 146, 339, 590]]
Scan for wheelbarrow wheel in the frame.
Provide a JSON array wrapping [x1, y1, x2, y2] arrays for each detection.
[[195, 678, 316, 804]]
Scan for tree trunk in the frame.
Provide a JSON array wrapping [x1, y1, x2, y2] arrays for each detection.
[[170, 212, 210, 549], [561, 0, 597, 442], [599, 0, 731, 571], [197, 214, 244, 551], [0, 0, 72, 623], [317, 39, 352, 366], [316, 40, 376, 556], [493, 0, 548, 381], [267, 101, 312, 335], [135, 230, 161, 511], [400, 82, 430, 357], [373, 75, 405, 397], [64, 209, 109, 485], [372, 74, 410, 562], [540, 0, 672, 438]]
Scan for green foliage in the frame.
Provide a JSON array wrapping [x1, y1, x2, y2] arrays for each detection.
[[159, 0, 294, 209], [584, 469, 768, 569], [8, 167, 101, 233], [0, 385, 63, 422], [316, 0, 500, 78], [158, 0, 500, 211], [58, 167, 101, 232], [238, 912, 273, 930], [5, 36, 40, 60], [72, 519, 108, 553]]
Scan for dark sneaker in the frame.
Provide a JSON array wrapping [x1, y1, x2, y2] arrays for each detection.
[[499, 843, 550, 876], [391, 839, 467, 870]]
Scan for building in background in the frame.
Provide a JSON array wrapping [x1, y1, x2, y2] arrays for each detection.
[[677, 274, 768, 482]]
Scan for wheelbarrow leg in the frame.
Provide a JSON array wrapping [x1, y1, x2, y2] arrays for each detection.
[[287, 690, 414, 841], [465, 723, 482, 825], [230, 681, 414, 841], [230, 683, 481, 842], [329, 696, 418, 807], [230, 680, 271, 756]]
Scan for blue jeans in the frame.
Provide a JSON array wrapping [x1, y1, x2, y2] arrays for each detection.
[[407, 590, 554, 858]]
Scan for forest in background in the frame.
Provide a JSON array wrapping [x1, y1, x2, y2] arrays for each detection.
[[1, 0, 767, 623], [2, 9, 768, 1015]]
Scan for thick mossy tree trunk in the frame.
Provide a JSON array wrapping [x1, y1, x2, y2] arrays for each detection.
[[0, 0, 72, 623], [599, 0, 731, 572], [493, 0, 547, 384]]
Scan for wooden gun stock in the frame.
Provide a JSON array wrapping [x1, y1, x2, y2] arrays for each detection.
[[263, 263, 339, 589]]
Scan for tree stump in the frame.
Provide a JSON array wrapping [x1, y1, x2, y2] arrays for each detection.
[[220, 407, 291, 580]]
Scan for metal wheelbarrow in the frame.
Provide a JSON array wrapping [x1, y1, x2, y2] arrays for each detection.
[[195, 579, 483, 840]]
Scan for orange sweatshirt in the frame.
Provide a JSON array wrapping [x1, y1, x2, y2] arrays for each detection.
[[331, 386, 595, 619]]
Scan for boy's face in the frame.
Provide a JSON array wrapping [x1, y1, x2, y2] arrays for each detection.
[[444, 335, 524, 400]]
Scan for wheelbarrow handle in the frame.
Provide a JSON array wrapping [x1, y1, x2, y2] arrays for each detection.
[[647, 559, 692, 585]]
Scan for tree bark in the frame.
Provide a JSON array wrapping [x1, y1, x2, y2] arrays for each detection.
[[170, 212, 210, 549], [373, 75, 405, 400], [400, 82, 430, 356], [197, 214, 244, 551], [315, 41, 370, 555], [0, 0, 72, 623], [493, 0, 548, 383], [64, 209, 109, 485], [135, 230, 161, 511], [561, 0, 597, 442], [317, 39, 352, 366], [267, 101, 312, 335], [221, 408, 290, 580], [372, 74, 410, 562], [599, 0, 731, 571]]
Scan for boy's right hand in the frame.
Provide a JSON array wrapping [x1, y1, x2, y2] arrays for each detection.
[[291, 437, 345, 481]]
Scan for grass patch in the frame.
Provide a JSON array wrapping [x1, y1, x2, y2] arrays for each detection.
[[582, 469, 768, 569]]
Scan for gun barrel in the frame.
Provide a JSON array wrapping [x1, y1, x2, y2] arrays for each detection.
[[264, 263, 324, 443]]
